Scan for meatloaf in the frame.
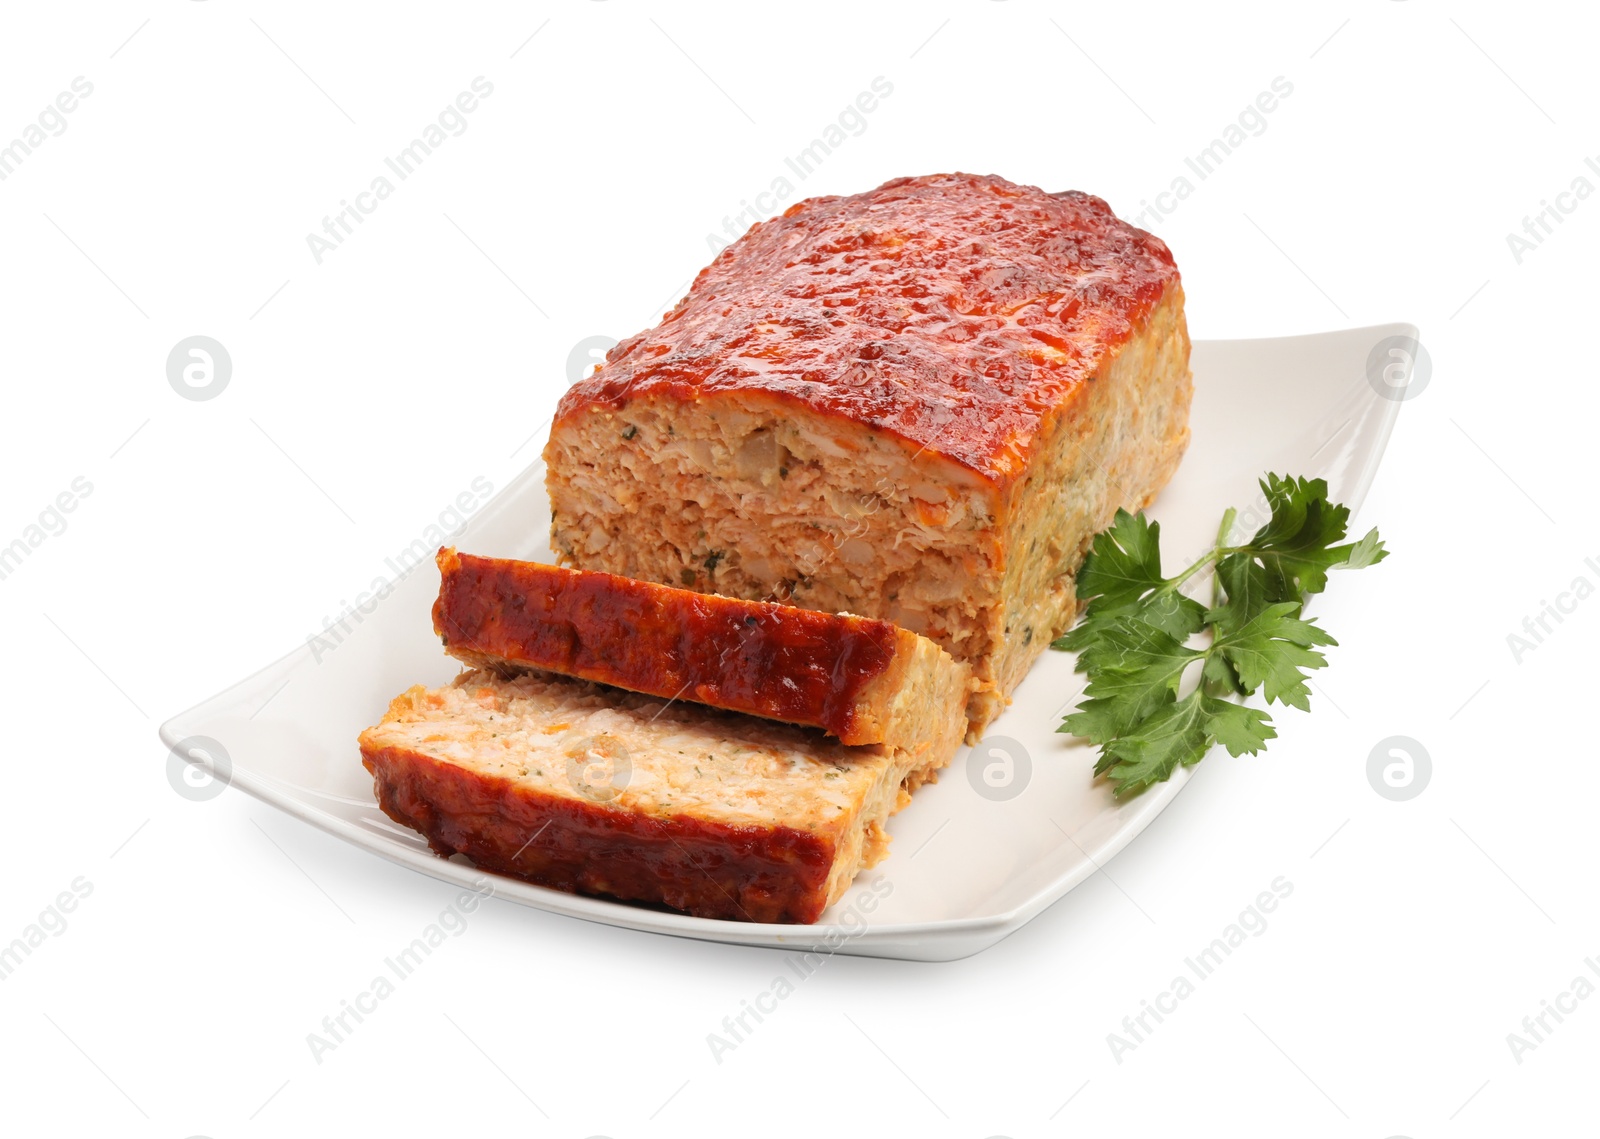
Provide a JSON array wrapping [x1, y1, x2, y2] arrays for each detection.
[[433, 547, 971, 747], [359, 669, 966, 923], [544, 172, 1192, 736]]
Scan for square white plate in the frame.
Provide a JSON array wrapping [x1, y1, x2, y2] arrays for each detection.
[[160, 323, 1412, 961]]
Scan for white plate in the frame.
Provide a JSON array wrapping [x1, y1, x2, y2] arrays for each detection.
[[159, 323, 1413, 961]]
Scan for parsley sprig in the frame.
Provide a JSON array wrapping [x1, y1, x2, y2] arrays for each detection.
[[1053, 474, 1387, 797]]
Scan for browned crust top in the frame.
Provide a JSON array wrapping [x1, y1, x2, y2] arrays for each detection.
[[552, 173, 1180, 482]]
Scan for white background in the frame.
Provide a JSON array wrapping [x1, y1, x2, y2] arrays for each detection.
[[1, 1, 1594, 1135]]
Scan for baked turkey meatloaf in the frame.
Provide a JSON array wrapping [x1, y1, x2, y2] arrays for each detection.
[[544, 173, 1192, 735], [433, 547, 971, 747], [359, 668, 966, 923]]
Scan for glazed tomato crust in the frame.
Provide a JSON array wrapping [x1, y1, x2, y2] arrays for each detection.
[[362, 743, 838, 924], [432, 549, 902, 744], [553, 172, 1180, 483]]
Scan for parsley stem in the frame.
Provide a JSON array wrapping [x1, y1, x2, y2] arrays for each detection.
[[1212, 507, 1236, 608], [1159, 507, 1244, 599], [1216, 506, 1238, 549], [1161, 544, 1224, 592]]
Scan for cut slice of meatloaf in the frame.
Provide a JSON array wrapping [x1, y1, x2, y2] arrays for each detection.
[[359, 669, 965, 923], [432, 547, 971, 748], [543, 172, 1192, 738]]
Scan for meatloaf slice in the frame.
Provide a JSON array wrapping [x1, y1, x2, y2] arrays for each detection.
[[544, 172, 1192, 737], [358, 669, 965, 924], [432, 547, 971, 747]]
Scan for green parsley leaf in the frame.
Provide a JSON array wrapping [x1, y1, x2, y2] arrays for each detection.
[[1342, 527, 1388, 570], [1238, 474, 1388, 603], [1074, 509, 1167, 609], [1210, 601, 1336, 712], [1054, 511, 1204, 652], [1061, 619, 1199, 745], [1208, 552, 1269, 636], [1052, 473, 1387, 796], [1096, 691, 1276, 795]]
